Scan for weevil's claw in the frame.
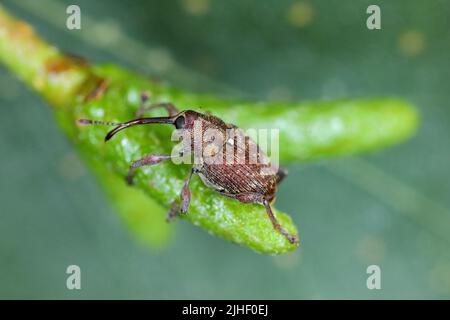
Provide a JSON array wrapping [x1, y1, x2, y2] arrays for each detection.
[[290, 235, 299, 245], [180, 199, 190, 214], [285, 233, 299, 245], [279, 225, 299, 245], [180, 184, 191, 214]]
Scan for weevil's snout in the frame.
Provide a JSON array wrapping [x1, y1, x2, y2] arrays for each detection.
[[80, 111, 201, 142], [104, 116, 177, 141]]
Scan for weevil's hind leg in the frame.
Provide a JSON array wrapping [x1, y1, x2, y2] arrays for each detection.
[[180, 167, 195, 214], [276, 167, 288, 185], [135, 92, 179, 117], [263, 199, 299, 245], [217, 191, 299, 244], [126, 154, 173, 185]]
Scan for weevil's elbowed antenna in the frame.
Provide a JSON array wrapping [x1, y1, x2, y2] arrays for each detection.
[[78, 116, 176, 142]]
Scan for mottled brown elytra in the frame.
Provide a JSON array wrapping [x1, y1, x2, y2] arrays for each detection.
[[79, 93, 298, 244]]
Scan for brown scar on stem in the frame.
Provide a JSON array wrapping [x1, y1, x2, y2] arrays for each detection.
[[45, 55, 88, 74], [6, 20, 34, 38], [84, 78, 110, 102], [0, 10, 42, 50], [44, 53, 109, 102], [45, 57, 76, 73]]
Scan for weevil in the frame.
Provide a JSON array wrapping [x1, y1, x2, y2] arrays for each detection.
[[79, 94, 298, 244]]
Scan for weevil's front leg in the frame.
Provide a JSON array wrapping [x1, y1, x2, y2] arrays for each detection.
[[135, 92, 179, 117], [180, 167, 195, 214], [166, 201, 180, 222], [126, 154, 174, 185], [166, 167, 195, 221], [263, 199, 299, 244]]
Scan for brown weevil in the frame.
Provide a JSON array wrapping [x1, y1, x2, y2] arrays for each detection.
[[79, 94, 298, 244]]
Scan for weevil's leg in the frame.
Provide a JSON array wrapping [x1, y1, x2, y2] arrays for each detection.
[[276, 167, 289, 185], [126, 154, 174, 185], [216, 191, 299, 244], [166, 201, 180, 222], [136, 102, 179, 117], [135, 93, 179, 117], [167, 166, 194, 219], [263, 199, 299, 244], [180, 167, 195, 214]]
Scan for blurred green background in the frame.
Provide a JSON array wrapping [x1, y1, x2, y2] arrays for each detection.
[[1, 0, 449, 299]]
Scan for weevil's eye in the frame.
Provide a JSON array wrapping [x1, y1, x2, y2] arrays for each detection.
[[174, 115, 186, 129]]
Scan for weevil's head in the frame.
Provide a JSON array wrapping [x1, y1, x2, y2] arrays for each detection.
[[172, 110, 201, 130]]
